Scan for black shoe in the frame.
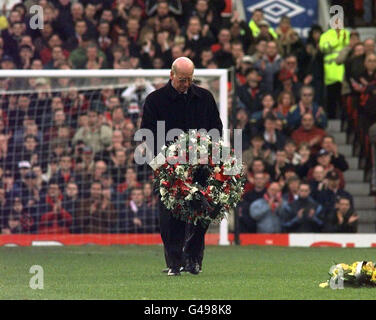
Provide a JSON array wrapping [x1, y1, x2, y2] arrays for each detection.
[[167, 267, 181, 276], [185, 260, 200, 275]]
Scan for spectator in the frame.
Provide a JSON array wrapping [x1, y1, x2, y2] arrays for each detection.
[[242, 135, 273, 169], [39, 182, 72, 234], [62, 181, 80, 233], [308, 165, 327, 201], [281, 182, 323, 232], [238, 172, 267, 233], [2, 196, 34, 234], [282, 176, 300, 204], [51, 152, 76, 192], [287, 85, 327, 130], [248, 9, 277, 40], [291, 113, 327, 154], [250, 182, 285, 233], [72, 108, 113, 154], [119, 187, 159, 233], [276, 16, 303, 57], [234, 108, 252, 151], [260, 113, 286, 153], [254, 40, 282, 93], [276, 90, 295, 117], [320, 135, 349, 172], [308, 149, 345, 189], [76, 181, 117, 233], [236, 68, 264, 115], [250, 93, 286, 134], [316, 170, 353, 213], [183, 15, 214, 64], [323, 197, 358, 233]]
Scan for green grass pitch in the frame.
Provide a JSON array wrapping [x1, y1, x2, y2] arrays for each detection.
[[1, 245, 376, 300]]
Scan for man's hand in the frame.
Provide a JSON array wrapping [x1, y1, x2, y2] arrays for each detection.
[[297, 208, 304, 218], [133, 217, 142, 227], [348, 215, 359, 224]]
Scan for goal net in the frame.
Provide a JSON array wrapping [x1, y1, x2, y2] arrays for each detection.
[[0, 69, 229, 246]]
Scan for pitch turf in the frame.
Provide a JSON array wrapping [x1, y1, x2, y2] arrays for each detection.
[[0, 245, 376, 300]]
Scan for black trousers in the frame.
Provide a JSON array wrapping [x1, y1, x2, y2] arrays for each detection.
[[159, 199, 207, 269], [325, 82, 342, 119]]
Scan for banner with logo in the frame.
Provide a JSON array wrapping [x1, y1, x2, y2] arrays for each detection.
[[243, 0, 318, 38]]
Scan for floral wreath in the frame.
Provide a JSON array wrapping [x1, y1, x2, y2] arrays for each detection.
[[153, 130, 245, 226], [320, 261, 376, 288]]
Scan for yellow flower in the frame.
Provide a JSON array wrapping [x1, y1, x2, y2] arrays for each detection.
[[319, 282, 329, 288], [339, 263, 349, 271], [371, 271, 376, 282]]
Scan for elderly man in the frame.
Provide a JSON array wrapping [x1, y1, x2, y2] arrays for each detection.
[[141, 57, 223, 276]]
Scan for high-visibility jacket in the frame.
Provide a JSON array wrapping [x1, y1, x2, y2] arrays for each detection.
[[319, 28, 350, 86], [248, 19, 278, 39]]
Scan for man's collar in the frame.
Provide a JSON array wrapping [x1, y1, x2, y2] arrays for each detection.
[[166, 80, 202, 100]]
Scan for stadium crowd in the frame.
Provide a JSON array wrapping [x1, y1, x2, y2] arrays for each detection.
[[0, 0, 375, 235]]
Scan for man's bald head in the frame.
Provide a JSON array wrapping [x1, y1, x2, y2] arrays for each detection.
[[171, 57, 195, 75], [170, 57, 195, 93]]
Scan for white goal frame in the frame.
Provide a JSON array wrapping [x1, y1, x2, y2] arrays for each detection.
[[0, 69, 230, 245]]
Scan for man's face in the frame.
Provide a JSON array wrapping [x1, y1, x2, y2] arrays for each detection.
[[218, 30, 231, 44], [276, 151, 286, 164], [126, 169, 137, 182], [95, 161, 107, 176], [284, 143, 296, 155], [264, 119, 275, 132], [313, 166, 324, 181], [266, 42, 277, 57], [231, 44, 243, 58], [170, 67, 193, 94], [60, 156, 71, 171], [188, 18, 201, 35], [298, 185, 310, 199], [90, 183, 102, 199], [24, 137, 37, 151], [157, 2, 169, 17], [256, 40, 267, 54], [338, 199, 350, 213], [66, 183, 78, 197], [317, 154, 331, 167], [252, 160, 264, 173], [364, 39, 375, 54], [253, 11, 263, 23], [301, 89, 314, 104], [301, 115, 314, 130], [328, 178, 339, 190], [18, 96, 30, 109], [115, 151, 126, 165], [254, 173, 265, 189], [247, 71, 259, 87], [131, 189, 144, 204], [322, 137, 333, 151], [88, 111, 98, 127], [48, 184, 60, 199], [268, 183, 280, 197]]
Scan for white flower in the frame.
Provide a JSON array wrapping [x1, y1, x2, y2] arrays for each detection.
[[190, 187, 198, 194], [214, 167, 221, 173], [185, 194, 193, 201], [160, 188, 168, 197], [175, 165, 185, 176], [219, 193, 229, 202]]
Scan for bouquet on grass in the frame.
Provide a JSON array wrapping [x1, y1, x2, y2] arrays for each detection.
[[319, 261, 376, 288], [152, 130, 245, 226]]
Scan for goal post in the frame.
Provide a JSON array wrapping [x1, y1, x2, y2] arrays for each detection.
[[0, 68, 230, 246]]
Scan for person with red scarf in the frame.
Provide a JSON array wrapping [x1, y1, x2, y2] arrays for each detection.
[[38, 181, 72, 234], [250, 182, 286, 233]]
